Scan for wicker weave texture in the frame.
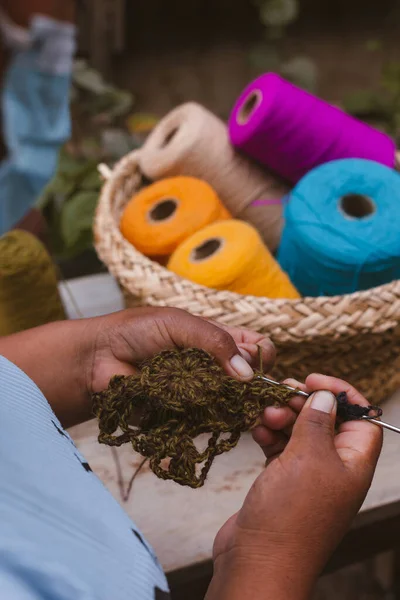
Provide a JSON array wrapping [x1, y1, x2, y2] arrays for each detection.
[[94, 151, 400, 403]]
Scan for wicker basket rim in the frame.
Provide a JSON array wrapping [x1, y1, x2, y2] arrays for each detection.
[[95, 150, 400, 309]]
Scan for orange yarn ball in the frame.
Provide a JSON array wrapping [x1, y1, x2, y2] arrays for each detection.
[[120, 176, 231, 257]]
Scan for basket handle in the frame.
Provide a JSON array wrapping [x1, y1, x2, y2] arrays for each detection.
[[98, 163, 112, 181]]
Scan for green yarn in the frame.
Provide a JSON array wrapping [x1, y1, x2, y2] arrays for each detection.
[[93, 347, 296, 488], [0, 230, 65, 336]]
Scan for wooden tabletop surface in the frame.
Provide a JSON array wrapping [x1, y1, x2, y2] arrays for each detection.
[[63, 274, 400, 575]]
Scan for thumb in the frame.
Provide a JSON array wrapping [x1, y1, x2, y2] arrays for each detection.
[[288, 390, 337, 455]]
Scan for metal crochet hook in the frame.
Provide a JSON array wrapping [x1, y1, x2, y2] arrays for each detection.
[[256, 374, 309, 398], [360, 416, 400, 434], [256, 374, 400, 435]]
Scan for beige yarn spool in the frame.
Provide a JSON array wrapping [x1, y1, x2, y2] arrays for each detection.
[[139, 103, 289, 251], [0, 230, 66, 336]]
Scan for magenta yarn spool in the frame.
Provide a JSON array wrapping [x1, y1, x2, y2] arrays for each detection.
[[229, 73, 396, 184]]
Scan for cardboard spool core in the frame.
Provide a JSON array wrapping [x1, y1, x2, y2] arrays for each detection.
[[149, 198, 177, 222], [238, 89, 262, 125], [191, 238, 222, 262], [340, 194, 375, 219]]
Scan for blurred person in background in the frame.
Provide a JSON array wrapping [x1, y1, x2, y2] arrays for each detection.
[[0, 0, 76, 237]]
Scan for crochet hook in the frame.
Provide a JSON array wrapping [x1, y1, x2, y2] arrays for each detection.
[[256, 375, 309, 398], [256, 375, 400, 435], [360, 416, 400, 434]]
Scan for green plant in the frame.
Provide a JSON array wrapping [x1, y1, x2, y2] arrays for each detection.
[[37, 62, 155, 261], [37, 149, 102, 260], [343, 61, 400, 143], [251, 0, 318, 92], [256, 0, 299, 33]]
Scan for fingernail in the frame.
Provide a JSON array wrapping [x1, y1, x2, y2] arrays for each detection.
[[239, 348, 252, 363], [230, 354, 254, 379], [310, 390, 336, 414]]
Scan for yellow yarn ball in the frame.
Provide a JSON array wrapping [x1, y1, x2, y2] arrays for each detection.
[[168, 219, 300, 299]]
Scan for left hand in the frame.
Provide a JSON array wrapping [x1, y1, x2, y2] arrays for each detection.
[[1, 307, 275, 428], [89, 307, 275, 393]]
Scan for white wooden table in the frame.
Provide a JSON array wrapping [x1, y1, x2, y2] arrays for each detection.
[[63, 274, 400, 599]]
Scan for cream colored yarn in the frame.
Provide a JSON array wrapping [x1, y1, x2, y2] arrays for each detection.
[[138, 102, 289, 252]]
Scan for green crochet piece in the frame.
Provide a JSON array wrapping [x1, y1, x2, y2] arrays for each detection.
[[92, 347, 296, 488]]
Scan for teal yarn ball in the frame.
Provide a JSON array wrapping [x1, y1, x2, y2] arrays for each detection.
[[278, 159, 400, 297]]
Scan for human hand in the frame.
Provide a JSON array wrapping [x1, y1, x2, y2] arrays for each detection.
[[207, 375, 383, 600], [88, 307, 275, 393], [0, 307, 275, 428]]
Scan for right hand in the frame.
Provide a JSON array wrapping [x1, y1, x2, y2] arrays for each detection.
[[207, 375, 383, 600]]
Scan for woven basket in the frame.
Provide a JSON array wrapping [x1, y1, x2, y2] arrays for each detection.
[[94, 150, 400, 403]]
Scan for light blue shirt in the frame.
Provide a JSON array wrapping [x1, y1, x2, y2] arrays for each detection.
[[0, 356, 170, 599]]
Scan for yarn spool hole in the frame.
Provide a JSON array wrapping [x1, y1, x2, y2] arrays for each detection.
[[161, 126, 179, 148], [237, 89, 263, 125], [148, 198, 178, 222], [339, 194, 375, 219], [191, 238, 222, 262]]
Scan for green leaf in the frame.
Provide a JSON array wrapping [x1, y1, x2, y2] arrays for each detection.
[[248, 42, 280, 72], [259, 0, 299, 27], [393, 112, 400, 133], [79, 137, 102, 160], [105, 89, 134, 119], [36, 184, 56, 211], [36, 175, 75, 211], [73, 60, 109, 95], [365, 39, 381, 52], [382, 62, 400, 95], [57, 148, 88, 178], [280, 57, 318, 92], [342, 90, 380, 115], [80, 168, 102, 191], [52, 175, 79, 198], [60, 191, 99, 256], [72, 59, 134, 122]]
